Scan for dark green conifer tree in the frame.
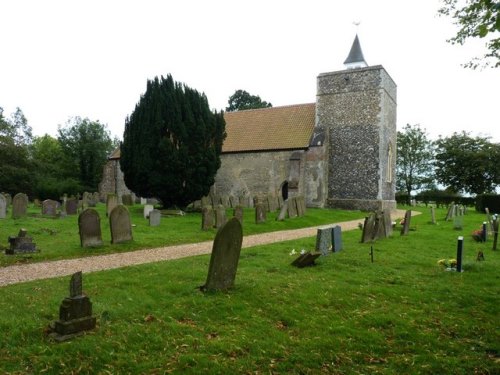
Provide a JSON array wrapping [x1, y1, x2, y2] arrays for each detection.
[[121, 75, 226, 208]]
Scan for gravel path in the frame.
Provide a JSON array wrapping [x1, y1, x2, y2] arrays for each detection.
[[0, 210, 411, 287]]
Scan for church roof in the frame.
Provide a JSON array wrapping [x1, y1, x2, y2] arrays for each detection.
[[344, 34, 367, 66], [109, 147, 121, 160], [222, 103, 316, 153]]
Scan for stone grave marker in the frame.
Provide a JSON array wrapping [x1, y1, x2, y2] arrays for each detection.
[[6, 229, 37, 254], [121, 194, 133, 206], [255, 202, 266, 224], [233, 205, 243, 224], [485, 207, 494, 232], [201, 206, 214, 230], [297, 196, 307, 217], [492, 216, 498, 251], [291, 251, 321, 268], [430, 206, 436, 224], [106, 194, 118, 217], [109, 205, 133, 244], [315, 228, 332, 256], [238, 195, 248, 208], [149, 209, 161, 227], [42, 199, 58, 216], [373, 211, 385, 240], [445, 203, 455, 221], [287, 197, 298, 218], [332, 225, 343, 252], [400, 210, 412, 236], [215, 204, 227, 229], [143, 204, 154, 219], [66, 198, 78, 215], [201, 217, 243, 292], [78, 209, 103, 247], [49, 271, 96, 341], [12, 193, 28, 219], [382, 210, 393, 237], [0, 194, 6, 219], [201, 196, 211, 208], [3, 192, 12, 206], [361, 213, 376, 243], [453, 214, 463, 230], [456, 236, 464, 272], [140, 197, 147, 205], [276, 200, 288, 221]]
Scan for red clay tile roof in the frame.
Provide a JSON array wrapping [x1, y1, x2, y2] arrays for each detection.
[[222, 103, 316, 153]]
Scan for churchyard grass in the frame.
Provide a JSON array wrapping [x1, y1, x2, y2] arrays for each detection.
[[0, 206, 498, 374], [0, 203, 365, 266]]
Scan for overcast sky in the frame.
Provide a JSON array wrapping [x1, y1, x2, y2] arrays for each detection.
[[1, 0, 498, 142]]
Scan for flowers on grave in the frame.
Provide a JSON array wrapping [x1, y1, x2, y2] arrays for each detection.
[[300, 249, 306, 255], [437, 259, 457, 268], [471, 229, 483, 242], [289, 249, 297, 256]]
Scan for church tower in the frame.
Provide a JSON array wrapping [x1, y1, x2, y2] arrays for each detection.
[[316, 34, 397, 211]]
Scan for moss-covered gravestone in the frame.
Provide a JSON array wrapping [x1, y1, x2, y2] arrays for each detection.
[[78, 208, 103, 247], [106, 193, 118, 217], [400, 210, 412, 236], [201, 206, 214, 230], [50, 271, 96, 341], [42, 199, 58, 216], [315, 228, 332, 256], [109, 205, 133, 244], [201, 217, 243, 292], [12, 193, 28, 219], [255, 202, 266, 224]]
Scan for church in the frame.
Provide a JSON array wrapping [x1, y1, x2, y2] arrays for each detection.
[[99, 35, 397, 211]]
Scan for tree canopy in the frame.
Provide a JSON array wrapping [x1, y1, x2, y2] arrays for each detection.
[[434, 131, 500, 194], [439, 0, 500, 68], [121, 75, 226, 208], [396, 124, 435, 198], [226, 90, 272, 111]]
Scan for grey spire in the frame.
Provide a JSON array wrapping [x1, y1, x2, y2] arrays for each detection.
[[344, 34, 368, 69]]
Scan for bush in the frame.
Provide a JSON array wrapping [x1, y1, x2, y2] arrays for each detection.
[[475, 194, 500, 213], [33, 177, 83, 201]]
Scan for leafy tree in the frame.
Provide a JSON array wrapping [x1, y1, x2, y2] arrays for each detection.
[[226, 90, 272, 111], [396, 124, 435, 200], [121, 75, 226, 208], [434, 131, 500, 194], [57, 117, 115, 192], [439, 0, 500, 68]]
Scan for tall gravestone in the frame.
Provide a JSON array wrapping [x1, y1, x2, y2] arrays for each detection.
[[382, 210, 393, 237], [66, 198, 78, 215], [106, 194, 118, 217], [78, 209, 103, 247], [332, 225, 343, 252], [12, 193, 28, 219], [201, 206, 214, 230], [215, 204, 227, 229], [400, 210, 412, 236], [276, 201, 288, 221], [255, 202, 266, 224], [0, 194, 6, 219], [430, 206, 436, 225], [109, 205, 133, 244], [149, 209, 161, 227], [315, 228, 332, 256], [42, 199, 58, 216], [361, 213, 376, 243], [201, 218, 243, 292], [445, 203, 455, 221]]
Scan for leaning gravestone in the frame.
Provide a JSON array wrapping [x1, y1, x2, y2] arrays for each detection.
[[12, 193, 28, 219], [6, 229, 37, 254], [361, 213, 376, 243], [445, 202, 455, 221], [78, 209, 103, 247], [66, 198, 78, 215], [276, 200, 288, 221], [201, 217, 243, 292], [315, 228, 332, 256], [382, 210, 393, 237], [143, 204, 154, 219], [291, 251, 321, 268], [42, 199, 58, 217], [215, 204, 227, 229], [400, 210, 412, 236], [49, 271, 96, 341], [332, 225, 343, 252], [201, 206, 214, 230], [109, 205, 133, 244], [149, 209, 161, 227], [0, 194, 6, 219], [106, 194, 118, 217], [255, 202, 266, 224]]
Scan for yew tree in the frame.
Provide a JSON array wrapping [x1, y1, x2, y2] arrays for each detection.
[[121, 75, 226, 208]]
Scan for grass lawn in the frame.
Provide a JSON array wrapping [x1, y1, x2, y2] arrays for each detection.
[[0, 206, 499, 374], [0, 203, 366, 267]]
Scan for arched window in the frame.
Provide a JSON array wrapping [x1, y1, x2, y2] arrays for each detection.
[[281, 181, 289, 200]]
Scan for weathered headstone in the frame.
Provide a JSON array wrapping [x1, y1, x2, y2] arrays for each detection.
[[291, 251, 321, 268], [276, 201, 288, 221], [453, 214, 463, 230], [78, 209, 103, 247], [315, 228, 332, 256], [215, 204, 227, 229], [373, 211, 385, 240], [121, 194, 134, 206], [255, 202, 266, 224], [233, 205, 243, 224], [430, 206, 436, 225], [485, 207, 494, 232], [201, 217, 243, 292], [201, 206, 214, 230], [0, 194, 6, 219], [49, 271, 96, 341], [382, 210, 393, 237], [287, 197, 298, 218], [66, 198, 78, 215], [201, 196, 211, 208], [12, 193, 28, 219], [106, 194, 118, 217], [3, 192, 12, 207], [149, 209, 161, 227], [42, 199, 58, 216], [482, 221, 488, 242], [140, 197, 147, 205], [445, 202, 455, 221], [361, 213, 376, 243], [109, 205, 133, 244], [297, 196, 307, 217], [400, 210, 412, 236], [6, 229, 37, 254], [332, 225, 343, 252], [143, 204, 154, 219]]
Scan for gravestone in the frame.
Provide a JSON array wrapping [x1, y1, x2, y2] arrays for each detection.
[[255, 202, 266, 224], [201, 196, 211, 208], [492, 217, 498, 251], [49, 271, 96, 341], [400, 210, 412, 236], [287, 197, 298, 218], [382, 210, 393, 237], [430, 206, 436, 224], [143, 204, 154, 219], [453, 214, 463, 230], [361, 213, 376, 243], [12, 193, 28, 219], [315, 228, 332, 256], [201, 217, 243, 292], [201, 206, 214, 230], [485, 207, 494, 232], [0, 194, 6, 219], [106, 194, 118, 217], [215, 204, 227, 229], [296, 196, 306, 217], [78, 209, 103, 247], [445, 203, 455, 221], [121, 194, 133, 206], [109, 205, 133, 244], [6, 229, 37, 254], [149, 209, 161, 227], [276, 201, 288, 221], [332, 225, 343, 252], [373, 211, 385, 240], [3, 192, 12, 206], [456, 236, 464, 272], [291, 251, 321, 268], [140, 197, 147, 205], [66, 198, 78, 215], [42, 199, 58, 216], [233, 205, 243, 224]]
